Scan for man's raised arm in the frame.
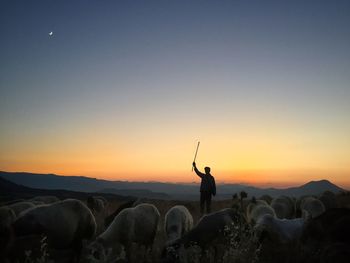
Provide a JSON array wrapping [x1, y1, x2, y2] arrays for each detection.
[[192, 162, 205, 178]]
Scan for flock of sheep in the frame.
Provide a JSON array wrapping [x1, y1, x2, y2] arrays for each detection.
[[0, 191, 349, 263]]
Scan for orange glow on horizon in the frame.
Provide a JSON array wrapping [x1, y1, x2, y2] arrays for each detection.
[[2, 165, 349, 190], [1, 114, 349, 190]]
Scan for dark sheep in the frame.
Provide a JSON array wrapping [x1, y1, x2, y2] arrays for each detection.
[[9, 199, 96, 262], [7, 202, 35, 217], [104, 198, 138, 228], [0, 207, 16, 259], [319, 191, 337, 210], [299, 208, 350, 263], [163, 208, 246, 263], [271, 196, 295, 219], [30, 195, 59, 204]]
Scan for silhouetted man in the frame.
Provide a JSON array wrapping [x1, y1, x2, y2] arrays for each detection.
[[192, 162, 216, 214]]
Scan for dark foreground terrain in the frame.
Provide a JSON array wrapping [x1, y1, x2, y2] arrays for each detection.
[[1, 177, 350, 263]]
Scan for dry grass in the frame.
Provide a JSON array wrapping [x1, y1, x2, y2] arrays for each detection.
[[10, 191, 350, 263]]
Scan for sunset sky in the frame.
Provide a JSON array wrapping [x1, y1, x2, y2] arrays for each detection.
[[1, 1, 350, 188]]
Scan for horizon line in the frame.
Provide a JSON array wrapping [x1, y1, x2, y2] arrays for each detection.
[[1, 170, 349, 190]]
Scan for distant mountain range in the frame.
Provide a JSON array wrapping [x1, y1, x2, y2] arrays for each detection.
[[0, 175, 129, 203], [0, 171, 345, 200]]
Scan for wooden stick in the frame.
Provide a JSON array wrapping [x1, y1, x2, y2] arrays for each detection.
[[192, 141, 200, 171]]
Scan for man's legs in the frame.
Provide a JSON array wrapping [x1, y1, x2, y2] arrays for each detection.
[[200, 191, 205, 214], [206, 192, 212, 213]]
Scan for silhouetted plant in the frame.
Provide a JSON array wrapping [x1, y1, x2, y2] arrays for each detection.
[[24, 235, 50, 263], [232, 193, 240, 211], [252, 196, 257, 203], [239, 191, 248, 213], [240, 191, 248, 200]]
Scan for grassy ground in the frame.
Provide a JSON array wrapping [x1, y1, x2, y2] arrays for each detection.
[[9, 191, 350, 263]]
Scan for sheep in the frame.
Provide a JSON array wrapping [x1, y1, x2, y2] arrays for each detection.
[[300, 197, 325, 218], [271, 195, 295, 219], [319, 191, 337, 210], [163, 208, 246, 263], [83, 203, 160, 263], [7, 201, 35, 217], [0, 207, 16, 227], [164, 205, 193, 242], [10, 199, 96, 262], [259, 194, 273, 204], [300, 208, 350, 263], [104, 199, 138, 228], [319, 242, 350, 263], [30, 195, 59, 204], [253, 213, 305, 263], [87, 196, 106, 214], [254, 214, 305, 244], [94, 196, 108, 207], [87, 196, 109, 235], [296, 195, 309, 217], [246, 198, 267, 214], [246, 199, 276, 224], [0, 207, 16, 258], [30, 200, 45, 206], [0, 199, 25, 206]]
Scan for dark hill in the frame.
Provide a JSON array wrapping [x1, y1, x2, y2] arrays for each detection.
[[0, 176, 130, 203], [98, 188, 171, 199], [285, 180, 343, 196], [0, 171, 345, 200]]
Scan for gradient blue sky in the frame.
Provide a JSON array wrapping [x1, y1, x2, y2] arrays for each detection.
[[1, 1, 350, 187]]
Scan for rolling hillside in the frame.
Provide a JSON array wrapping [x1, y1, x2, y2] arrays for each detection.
[[0, 171, 345, 200], [0, 175, 130, 203]]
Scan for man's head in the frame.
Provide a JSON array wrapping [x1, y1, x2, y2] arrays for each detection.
[[204, 167, 211, 174]]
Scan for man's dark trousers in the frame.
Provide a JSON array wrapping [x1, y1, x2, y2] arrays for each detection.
[[200, 191, 212, 214]]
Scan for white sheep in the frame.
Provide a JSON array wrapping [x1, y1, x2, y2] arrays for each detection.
[[255, 214, 305, 244], [246, 199, 268, 217], [246, 199, 276, 224], [165, 205, 193, 242], [271, 196, 295, 219], [300, 197, 325, 218], [11, 199, 96, 261], [84, 203, 160, 262]]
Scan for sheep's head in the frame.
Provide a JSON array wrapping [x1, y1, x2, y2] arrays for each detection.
[[81, 239, 120, 263], [253, 215, 277, 243], [162, 238, 187, 263], [161, 244, 179, 263]]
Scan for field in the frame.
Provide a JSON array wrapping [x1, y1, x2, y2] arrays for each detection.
[[1, 190, 350, 263], [102, 194, 350, 263]]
